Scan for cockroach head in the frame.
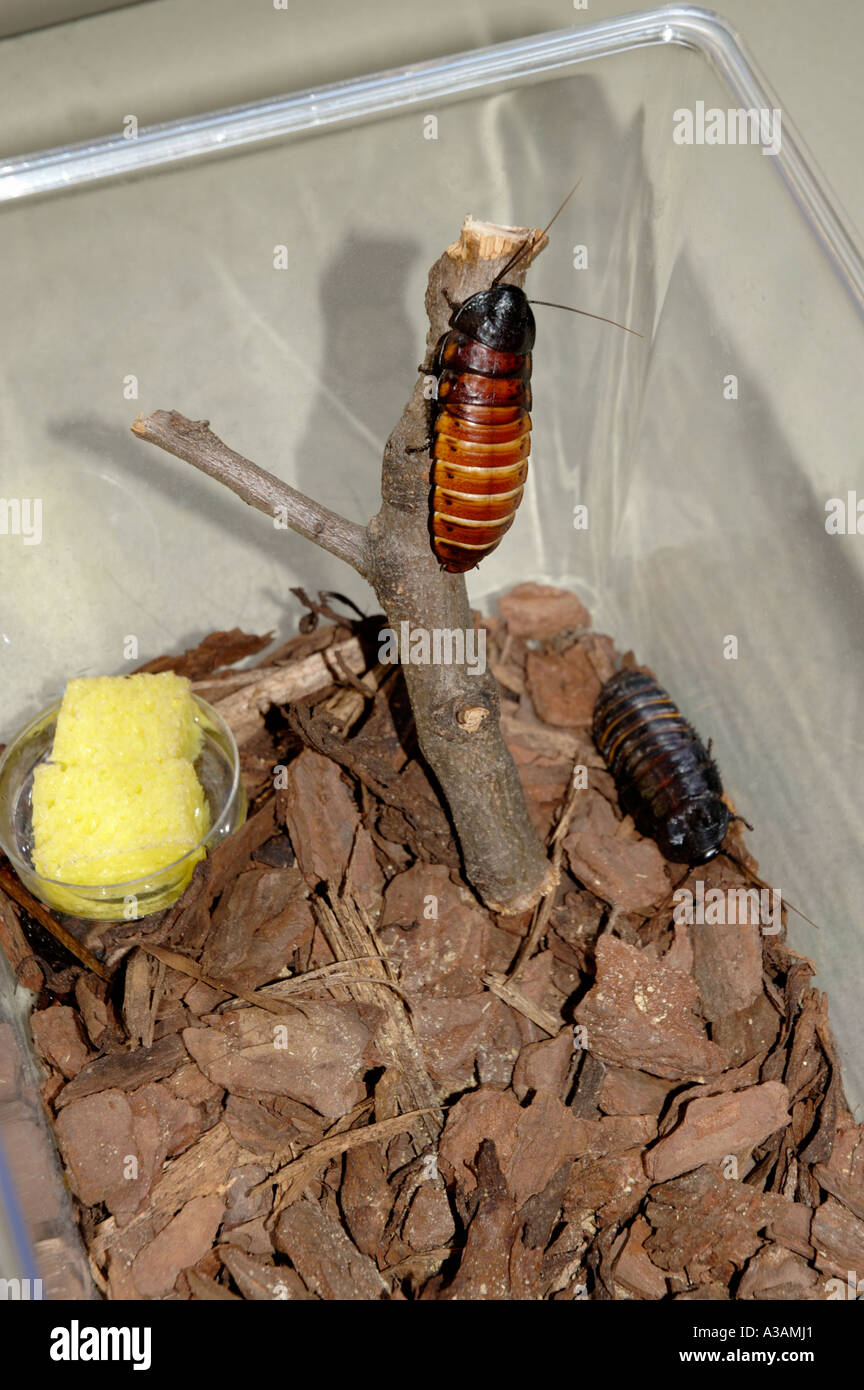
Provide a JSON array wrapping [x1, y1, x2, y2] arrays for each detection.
[[450, 284, 536, 354], [658, 795, 731, 864]]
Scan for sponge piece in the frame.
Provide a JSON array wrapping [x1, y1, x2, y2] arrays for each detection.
[[51, 672, 204, 766], [32, 758, 209, 885], [31, 671, 211, 888]]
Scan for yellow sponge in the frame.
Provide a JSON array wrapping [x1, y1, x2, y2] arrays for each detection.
[[32, 759, 209, 885], [51, 672, 204, 766], [31, 672, 210, 887]]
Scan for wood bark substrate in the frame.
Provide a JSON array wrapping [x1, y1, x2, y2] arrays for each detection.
[[132, 218, 556, 914]]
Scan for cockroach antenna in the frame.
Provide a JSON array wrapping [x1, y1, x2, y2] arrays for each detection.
[[490, 180, 642, 337], [721, 846, 822, 932], [489, 178, 583, 287], [528, 300, 643, 337]]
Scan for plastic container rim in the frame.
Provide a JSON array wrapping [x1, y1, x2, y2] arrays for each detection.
[[0, 4, 862, 313]]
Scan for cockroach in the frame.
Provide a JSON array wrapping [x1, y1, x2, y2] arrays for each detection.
[[592, 669, 730, 864], [593, 669, 822, 930], [429, 185, 641, 574]]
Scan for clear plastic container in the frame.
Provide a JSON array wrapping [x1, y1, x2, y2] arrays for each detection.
[[0, 6, 862, 1287], [0, 949, 94, 1298]]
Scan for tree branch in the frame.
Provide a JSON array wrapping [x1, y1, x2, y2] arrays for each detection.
[[130, 216, 555, 914], [130, 409, 370, 576], [364, 217, 554, 913]]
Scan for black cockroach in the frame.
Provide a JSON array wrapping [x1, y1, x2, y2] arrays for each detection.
[[592, 668, 730, 864], [429, 185, 641, 574], [594, 668, 822, 930]]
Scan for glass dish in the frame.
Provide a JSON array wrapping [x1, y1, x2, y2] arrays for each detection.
[[0, 696, 245, 919]]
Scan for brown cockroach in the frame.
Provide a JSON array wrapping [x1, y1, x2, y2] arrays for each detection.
[[429, 184, 640, 572]]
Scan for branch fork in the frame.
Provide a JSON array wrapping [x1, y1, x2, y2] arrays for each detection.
[[132, 218, 554, 914]]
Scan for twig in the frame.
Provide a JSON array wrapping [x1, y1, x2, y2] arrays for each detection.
[[314, 890, 442, 1148], [130, 410, 369, 576], [139, 941, 407, 1012], [509, 761, 585, 979], [195, 636, 365, 745], [0, 890, 47, 991], [0, 865, 109, 981], [318, 662, 392, 738], [256, 1106, 443, 1212], [483, 970, 562, 1037]]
